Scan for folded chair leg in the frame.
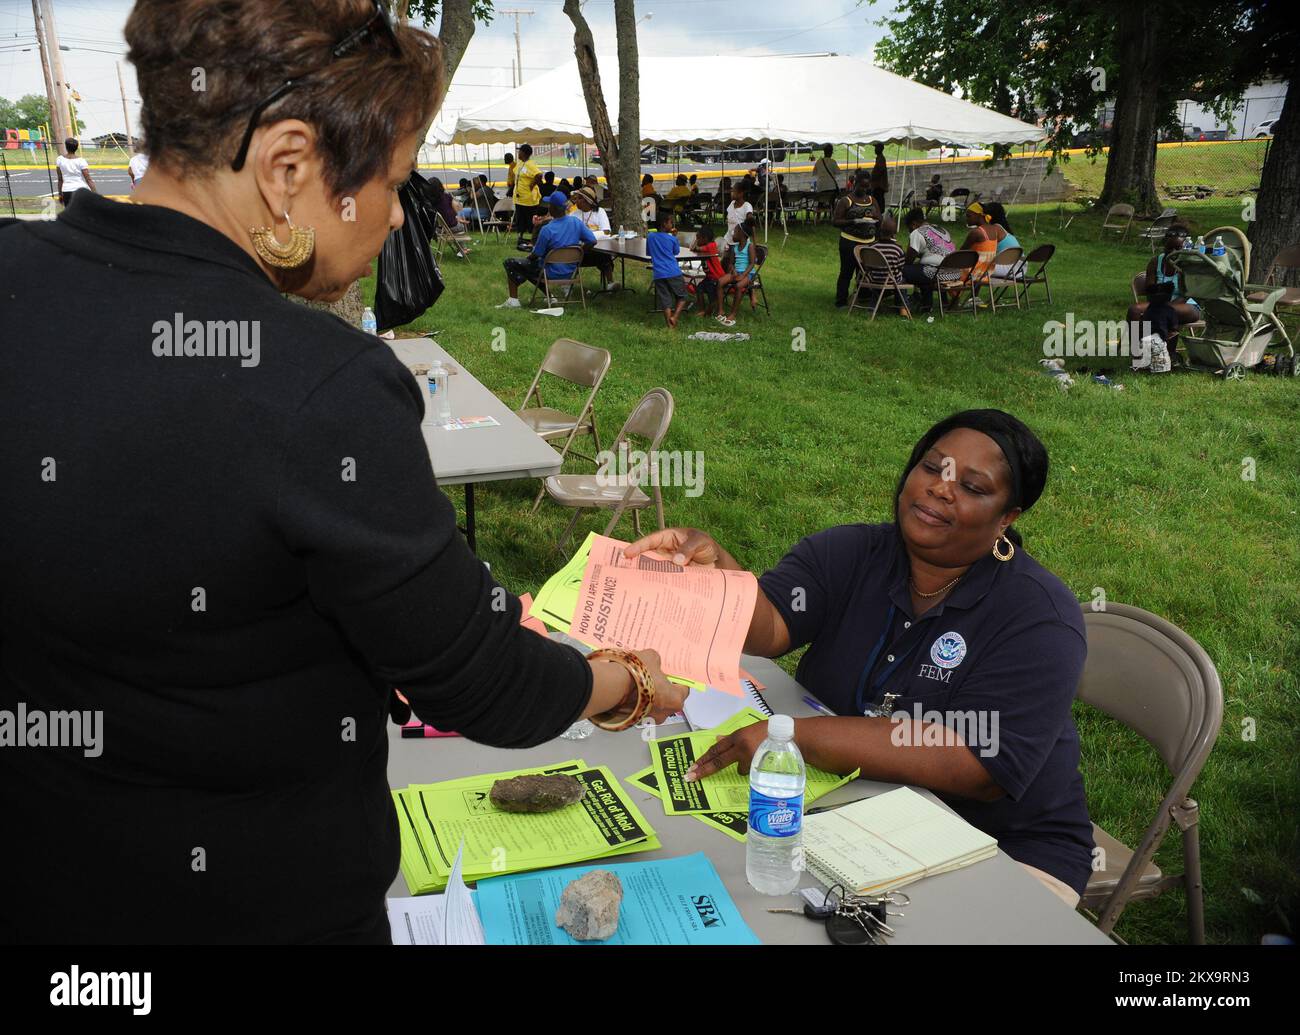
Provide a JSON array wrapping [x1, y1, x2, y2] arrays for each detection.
[[531, 483, 547, 514]]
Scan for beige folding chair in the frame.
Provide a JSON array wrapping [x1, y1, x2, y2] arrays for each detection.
[[934, 249, 980, 317], [1011, 243, 1056, 306], [1099, 203, 1135, 243], [848, 244, 911, 320], [1137, 208, 1178, 254], [528, 246, 589, 310], [433, 212, 473, 261], [1076, 603, 1223, 945], [986, 246, 1024, 309], [481, 197, 514, 238], [1247, 242, 1300, 328], [544, 388, 674, 552], [519, 339, 612, 512]]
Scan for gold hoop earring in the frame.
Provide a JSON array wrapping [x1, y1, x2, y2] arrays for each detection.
[[992, 534, 1015, 562], [249, 211, 315, 269]]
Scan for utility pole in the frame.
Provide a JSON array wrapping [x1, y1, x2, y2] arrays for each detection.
[[116, 62, 134, 150], [499, 8, 533, 88], [30, 0, 59, 154], [34, 0, 73, 141]]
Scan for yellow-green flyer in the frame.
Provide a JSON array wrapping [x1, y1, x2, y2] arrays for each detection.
[[628, 764, 748, 843], [395, 760, 659, 894], [647, 712, 860, 816]]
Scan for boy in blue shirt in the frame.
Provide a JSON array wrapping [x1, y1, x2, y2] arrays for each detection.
[[498, 191, 596, 308], [648, 212, 690, 328]]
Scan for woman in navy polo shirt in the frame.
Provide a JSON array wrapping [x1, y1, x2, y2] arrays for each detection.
[[626, 409, 1093, 906]]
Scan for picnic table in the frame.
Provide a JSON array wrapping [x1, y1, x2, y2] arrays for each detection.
[[592, 234, 713, 291]]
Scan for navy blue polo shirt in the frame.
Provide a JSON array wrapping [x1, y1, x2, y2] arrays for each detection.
[[759, 522, 1093, 894]]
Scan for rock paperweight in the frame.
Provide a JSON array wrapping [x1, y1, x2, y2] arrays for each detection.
[[489, 773, 586, 813], [555, 869, 623, 941]]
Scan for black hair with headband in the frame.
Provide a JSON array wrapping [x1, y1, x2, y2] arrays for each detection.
[[894, 409, 1049, 544]]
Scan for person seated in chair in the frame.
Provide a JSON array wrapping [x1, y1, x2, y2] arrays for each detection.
[[716, 217, 759, 326], [624, 409, 1094, 908], [902, 206, 954, 313], [1126, 225, 1203, 330], [858, 213, 908, 314], [498, 192, 595, 309]]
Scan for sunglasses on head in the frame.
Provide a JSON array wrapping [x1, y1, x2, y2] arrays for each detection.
[[230, 0, 400, 172]]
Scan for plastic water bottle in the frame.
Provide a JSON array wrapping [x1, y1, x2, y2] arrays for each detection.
[[361, 307, 378, 334], [618, 224, 625, 240], [746, 715, 806, 895], [429, 360, 451, 423], [1211, 235, 1226, 257], [1195, 236, 1206, 254]]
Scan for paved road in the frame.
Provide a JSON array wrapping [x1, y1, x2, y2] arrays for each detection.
[[1, 159, 824, 200]]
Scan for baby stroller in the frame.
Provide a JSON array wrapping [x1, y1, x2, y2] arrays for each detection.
[[1167, 247, 1295, 379]]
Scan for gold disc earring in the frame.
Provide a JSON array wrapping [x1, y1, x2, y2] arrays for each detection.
[[992, 534, 1015, 562], [250, 211, 315, 269]]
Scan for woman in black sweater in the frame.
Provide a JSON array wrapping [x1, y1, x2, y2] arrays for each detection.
[[0, 0, 684, 945]]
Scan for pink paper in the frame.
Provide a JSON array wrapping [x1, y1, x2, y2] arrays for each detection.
[[569, 535, 758, 695]]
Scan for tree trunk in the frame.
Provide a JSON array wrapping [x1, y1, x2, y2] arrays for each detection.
[[563, 0, 642, 231], [1247, 57, 1300, 284], [436, 0, 477, 81], [1099, 5, 1161, 215]]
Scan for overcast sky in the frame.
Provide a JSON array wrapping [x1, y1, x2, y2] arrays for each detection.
[[0, 0, 896, 139]]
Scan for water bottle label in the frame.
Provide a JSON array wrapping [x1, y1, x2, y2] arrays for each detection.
[[749, 790, 803, 837]]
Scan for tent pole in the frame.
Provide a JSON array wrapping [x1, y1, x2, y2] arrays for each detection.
[[466, 140, 483, 235], [764, 136, 770, 245]]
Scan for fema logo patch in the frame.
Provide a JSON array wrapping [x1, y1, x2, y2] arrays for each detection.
[[930, 631, 967, 669]]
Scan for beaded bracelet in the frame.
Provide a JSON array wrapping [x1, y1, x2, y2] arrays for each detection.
[[586, 648, 656, 731]]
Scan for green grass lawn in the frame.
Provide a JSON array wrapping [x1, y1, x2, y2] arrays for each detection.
[[360, 198, 1298, 945], [1059, 139, 1270, 198]]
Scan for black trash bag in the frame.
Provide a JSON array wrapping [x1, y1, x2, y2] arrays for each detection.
[[374, 170, 444, 331]]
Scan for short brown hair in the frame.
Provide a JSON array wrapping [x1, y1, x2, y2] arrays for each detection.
[[125, 0, 445, 197]]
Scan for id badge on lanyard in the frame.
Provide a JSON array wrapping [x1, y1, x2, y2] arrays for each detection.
[[853, 604, 920, 717]]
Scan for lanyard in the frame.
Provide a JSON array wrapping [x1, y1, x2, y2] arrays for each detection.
[[852, 605, 929, 715]]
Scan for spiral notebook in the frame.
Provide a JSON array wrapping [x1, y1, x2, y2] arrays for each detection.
[[803, 787, 997, 895], [683, 676, 772, 730]]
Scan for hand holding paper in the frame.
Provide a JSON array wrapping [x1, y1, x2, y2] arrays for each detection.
[[569, 535, 758, 694]]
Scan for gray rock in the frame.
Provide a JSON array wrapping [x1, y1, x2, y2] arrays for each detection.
[[489, 774, 586, 813], [555, 870, 623, 941]]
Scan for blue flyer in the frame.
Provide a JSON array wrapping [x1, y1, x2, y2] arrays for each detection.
[[475, 851, 761, 945]]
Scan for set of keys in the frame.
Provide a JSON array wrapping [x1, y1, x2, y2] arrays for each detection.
[[768, 884, 908, 945]]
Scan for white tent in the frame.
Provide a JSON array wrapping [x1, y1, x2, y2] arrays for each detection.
[[430, 54, 1045, 150]]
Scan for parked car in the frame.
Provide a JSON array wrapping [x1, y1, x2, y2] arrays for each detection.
[[1250, 118, 1278, 138]]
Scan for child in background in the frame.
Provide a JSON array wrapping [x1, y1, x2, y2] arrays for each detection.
[[692, 225, 725, 317], [647, 213, 690, 328], [717, 218, 758, 326]]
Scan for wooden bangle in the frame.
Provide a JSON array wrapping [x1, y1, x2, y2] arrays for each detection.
[[586, 648, 656, 731]]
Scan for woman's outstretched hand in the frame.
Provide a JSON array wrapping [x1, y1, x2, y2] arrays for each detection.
[[624, 527, 725, 568]]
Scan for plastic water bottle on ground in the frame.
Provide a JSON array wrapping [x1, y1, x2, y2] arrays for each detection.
[[361, 307, 378, 335], [747, 715, 806, 895]]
